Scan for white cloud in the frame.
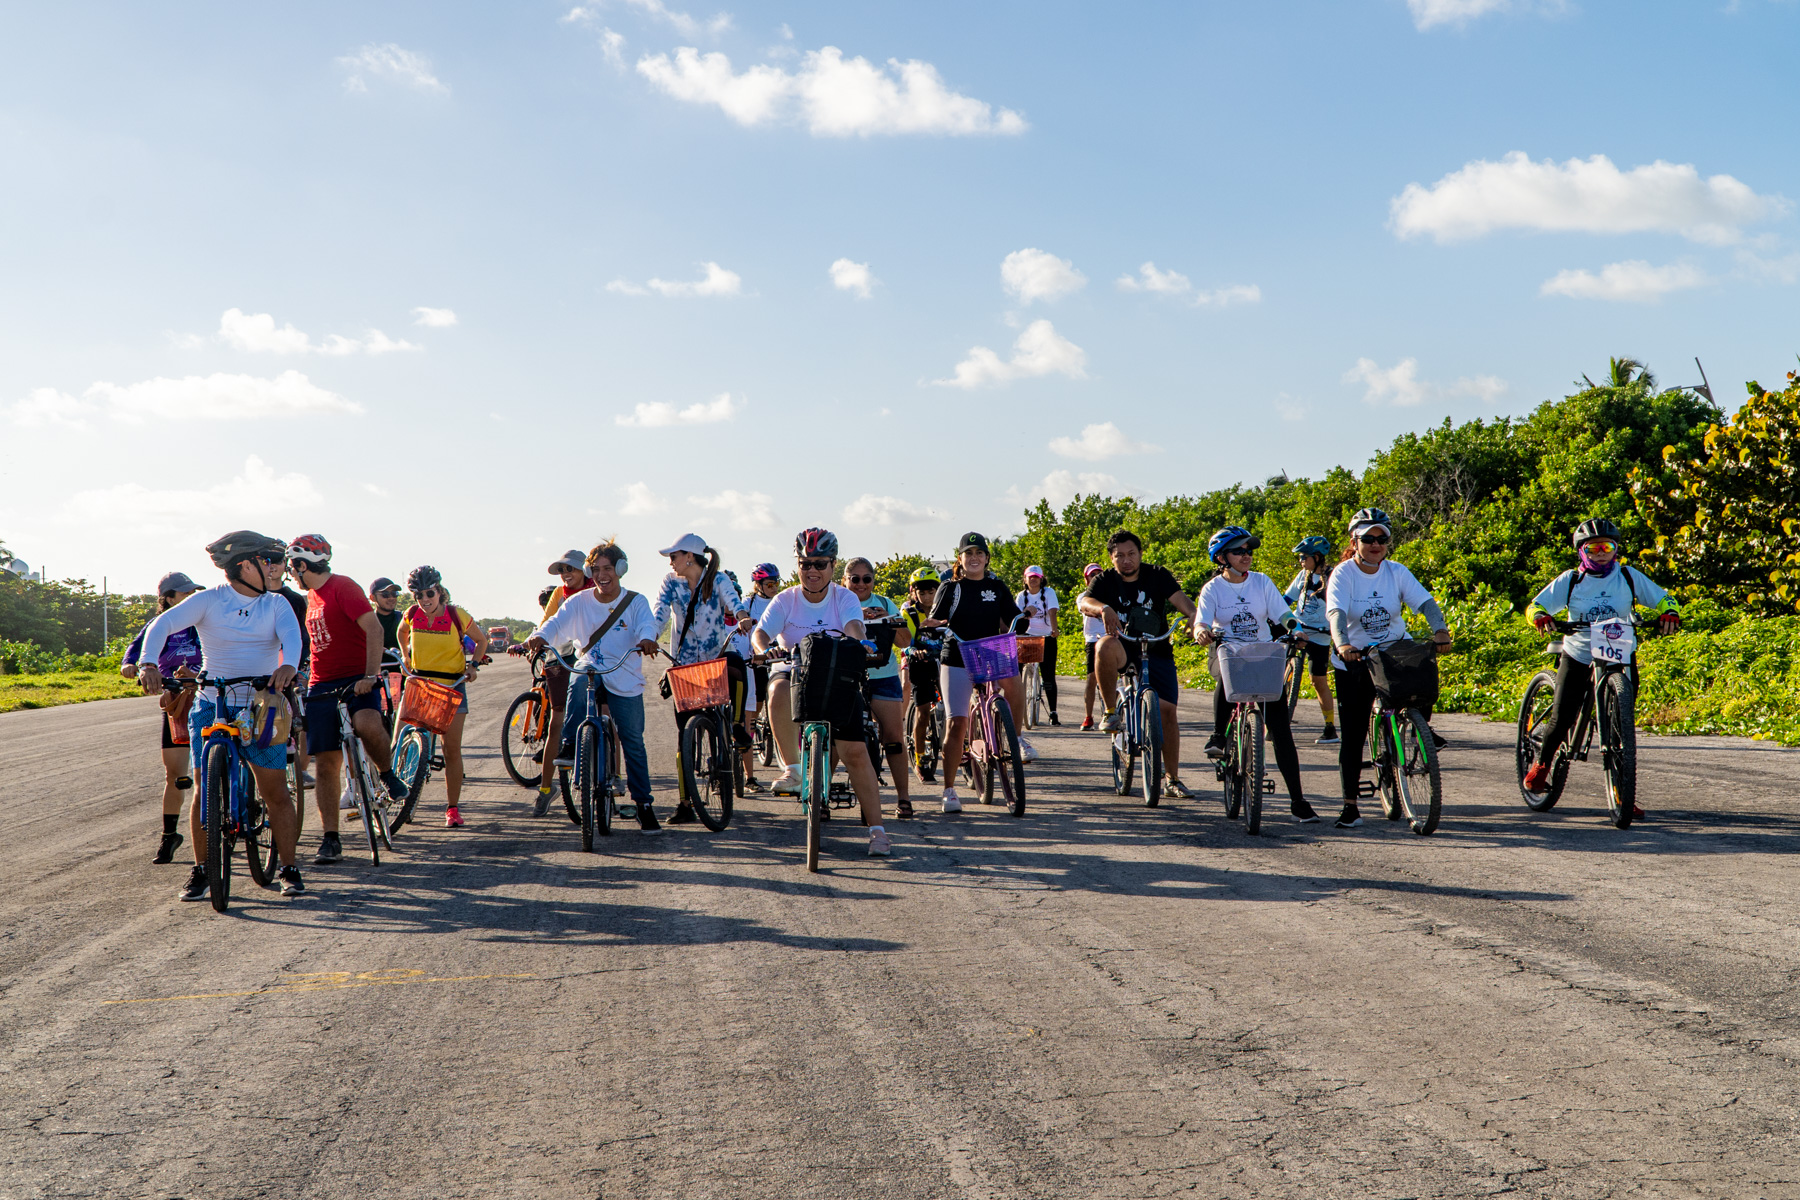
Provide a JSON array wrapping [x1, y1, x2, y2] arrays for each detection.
[[63, 456, 322, 532], [412, 306, 458, 327], [615, 392, 742, 427], [935, 319, 1087, 389], [1194, 284, 1262, 307], [7, 388, 98, 430], [842, 494, 946, 526], [829, 258, 876, 299], [636, 46, 1026, 137], [1005, 470, 1122, 510], [601, 28, 626, 66], [1001, 248, 1086, 304], [1390, 152, 1785, 246], [609, 262, 743, 298], [566, 0, 730, 39], [1048, 421, 1159, 461], [619, 481, 668, 515], [364, 483, 390, 498], [1115, 262, 1260, 307], [689, 489, 778, 530], [1540, 260, 1709, 302], [1733, 249, 1800, 285], [1407, 0, 1511, 29], [11, 372, 359, 427], [212, 308, 420, 356], [1343, 358, 1507, 407], [337, 43, 449, 96]]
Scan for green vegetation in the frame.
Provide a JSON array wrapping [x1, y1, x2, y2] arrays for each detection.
[[0, 670, 140, 713]]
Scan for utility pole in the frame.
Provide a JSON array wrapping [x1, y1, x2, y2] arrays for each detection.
[[102, 576, 108, 646]]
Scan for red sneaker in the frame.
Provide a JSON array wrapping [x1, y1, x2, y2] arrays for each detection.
[[1080, 717, 1096, 731], [1632, 803, 1645, 820], [444, 805, 465, 828], [1523, 762, 1552, 794]]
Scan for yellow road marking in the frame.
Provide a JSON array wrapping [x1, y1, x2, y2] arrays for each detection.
[[103, 971, 537, 1005]]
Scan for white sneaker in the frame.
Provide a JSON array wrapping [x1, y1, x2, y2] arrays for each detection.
[[867, 828, 892, 856], [941, 788, 962, 813], [1018, 738, 1038, 763], [771, 766, 801, 796]]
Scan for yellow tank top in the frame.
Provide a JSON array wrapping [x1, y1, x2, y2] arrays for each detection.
[[406, 605, 472, 677]]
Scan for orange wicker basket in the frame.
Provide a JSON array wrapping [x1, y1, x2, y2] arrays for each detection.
[[666, 657, 730, 714], [397, 677, 462, 736], [1016, 636, 1046, 665]]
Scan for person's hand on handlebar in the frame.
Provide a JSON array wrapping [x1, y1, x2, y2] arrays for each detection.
[[507, 642, 529, 656], [636, 638, 660, 655], [270, 664, 297, 692], [1336, 644, 1362, 663], [138, 663, 164, 695], [1191, 621, 1215, 647], [1431, 629, 1452, 649], [1531, 612, 1556, 634], [1658, 611, 1681, 635], [1100, 606, 1123, 638]]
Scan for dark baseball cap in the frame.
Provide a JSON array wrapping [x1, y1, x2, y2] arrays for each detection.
[[369, 577, 399, 595], [956, 531, 990, 554], [156, 571, 200, 596]]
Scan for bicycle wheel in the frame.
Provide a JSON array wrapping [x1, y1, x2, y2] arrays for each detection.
[[1515, 671, 1567, 811], [1393, 709, 1443, 835], [681, 711, 733, 832], [1598, 671, 1636, 829], [595, 721, 615, 838], [579, 721, 599, 852], [560, 766, 579, 825], [501, 690, 542, 788], [1282, 647, 1304, 727], [991, 698, 1026, 817], [204, 742, 232, 912], [245, 760, 274, 888], [1139, 689, 1163, 807], [1112, 734, 1136, 796], [391, 725, 427, 826], [1024, 663, 1042, 730], [802, 724, 829, 872], [1221, 717, 1242, 821], [1243, 706, 1264, 835], [757, 715, 777, 768]]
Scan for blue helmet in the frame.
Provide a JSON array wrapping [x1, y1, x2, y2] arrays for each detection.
[[1292, 535, 1332, 559], [1208, 526, 1260, 564]]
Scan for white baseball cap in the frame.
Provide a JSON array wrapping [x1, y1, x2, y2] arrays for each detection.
[[659, 533, 707, 558], [1024, 564, 1045, 578]]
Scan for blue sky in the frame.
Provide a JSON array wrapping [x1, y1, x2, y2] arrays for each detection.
[[4, 0, 1797, 616]]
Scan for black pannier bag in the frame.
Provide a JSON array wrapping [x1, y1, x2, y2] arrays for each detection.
[[791, 631, 867, 723], [1368, 639, 1439, 710]]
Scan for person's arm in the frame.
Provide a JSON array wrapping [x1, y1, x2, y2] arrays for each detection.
[[268, 598, 302, 692], [466, 610, 490, 673], [891, 599, 912, 650], [138, 592, 211, 693], [120, 626, 148, 677], [1525, 573, 1567, 632], [1167, 589, 1198, 622], [1399, 570, 1450, 644], [629, 595, 662, 655], [354, 610, 384, 693], [1324, 571, 1358, 660], [1190, 579, 1217, 644]]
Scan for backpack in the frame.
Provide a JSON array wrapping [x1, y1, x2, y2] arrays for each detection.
[[790, 631, 867, 723]]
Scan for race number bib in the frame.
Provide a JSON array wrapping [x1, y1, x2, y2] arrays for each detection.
[[1592, 619, 1634, 665]]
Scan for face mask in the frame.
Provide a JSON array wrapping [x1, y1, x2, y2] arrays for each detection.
[[1578, 546, 1617, 577]]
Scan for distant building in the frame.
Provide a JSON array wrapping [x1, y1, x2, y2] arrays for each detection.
[[0, 558, 42, 582]]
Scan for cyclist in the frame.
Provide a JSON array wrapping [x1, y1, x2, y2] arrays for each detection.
[[1521, 517, 1681, 815], [735, 562, 783, 793], [843, 556, 914, 817], [927, 532, 1034, 813], [1284, 536, 1340, 744], [900, 567, 944, 779], [1081, 531, 1198, 796], [368, 577, 403, 657], [1193, 527, 1319, 823], [285, 535, 407, 865], [526, 540, 665, 831], [1016, 565, 1061, 726], [652, 533, 751, 825], [750, 527, 890, 856], [396, 565, 489, 828], [136, 531, 308, 899], [532, 551, 595, 812], [120, 571, 203, 864], [1079, 562, 1105, 729], [1326, 508, 1452, 829]]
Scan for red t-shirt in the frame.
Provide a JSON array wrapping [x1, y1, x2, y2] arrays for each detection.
[[307, 572, 374, 684]]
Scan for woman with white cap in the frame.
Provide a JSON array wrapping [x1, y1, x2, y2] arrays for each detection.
[[121, 570, 204, 865], [1324, 507, 1452, 829], [1016, 565, 1061, 726], [652, 532, 751, 824]]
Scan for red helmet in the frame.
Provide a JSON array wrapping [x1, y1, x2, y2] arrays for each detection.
[[288, 533, 332, 566]]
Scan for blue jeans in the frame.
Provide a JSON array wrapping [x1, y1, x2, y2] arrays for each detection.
[[568, 675, 653, 806]]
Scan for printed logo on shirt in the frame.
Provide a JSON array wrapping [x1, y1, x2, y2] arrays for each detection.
[[980, 589, 998, 603], [1360, 594, 1393, 639], [1228, 609, 1259, 640]]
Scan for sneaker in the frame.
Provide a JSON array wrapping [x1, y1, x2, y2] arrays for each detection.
[[1334, 803, 1363, 829], [178, 864, 209, 901], [153, 831, 184, 864], [278, 865, 306, 897], [1523, 762, 1551, 794], [1049, 712, 1060, 726], [1431, 729, 1449, 749], [297, 770, 315, 787], [312, 832, 343, 865], [444, 806, 465, 828], [941, 788, 962, 813], [1164, 778, 1193, 800], [867, 828, 892, 856], [917, 764, 936, 783], [1291, 799, 1321, 824], [1204, 739, 1227, 761], [1315, 725, 1339, 745], [534, 785, 553, 817], [1080, 717, 1096, 731], [1632, 803, 1646, 820], [1019, 738, 1039, 763], [381, 769, 407, 801], [742, 777, 767, 794], [668, 803, 700, 825], [771, 766, 801, 796], [553, 742, 575, 769], [1101, 707, 1123, 733], [637, 804, 662, 833]]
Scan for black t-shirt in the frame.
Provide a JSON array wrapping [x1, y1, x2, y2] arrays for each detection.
[[1085, 565, 1184, 659], [278, 585, 312, 669], [929, 576, 1022, 669], [375, 608, 402, 653]]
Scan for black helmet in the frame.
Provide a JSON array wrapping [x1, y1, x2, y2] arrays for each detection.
[[794, 527, 838, 559], [407, 564, 443, 593], [1571, 517, 1621, 549], [205, 530, 286, 571]]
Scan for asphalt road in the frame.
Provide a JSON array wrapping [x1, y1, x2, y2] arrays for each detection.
[[5, 657, 1800, 1200]]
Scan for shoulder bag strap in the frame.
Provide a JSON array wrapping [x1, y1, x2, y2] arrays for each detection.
[[583, 590, 640, 654]]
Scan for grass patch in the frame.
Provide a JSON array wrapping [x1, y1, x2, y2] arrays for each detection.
[[0, 670, 141, 713]]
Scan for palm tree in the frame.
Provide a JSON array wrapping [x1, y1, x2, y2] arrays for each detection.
[[1607, 357, 1656, 390]]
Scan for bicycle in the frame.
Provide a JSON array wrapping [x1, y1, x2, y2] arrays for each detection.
[[1109, 630, 1171, 806], [391, 666, 469, 827], [658, 650, 736, 831], [903, 629, 948, 783], [1022, 642, 1047, 730], [947, 631, 1026, 817], [277, 683, 307, 881], [328, 684, 396, 864], [1279, 627, 1328, 727], [1211, 638, 1292, 835], [1352, 639, 1443, 836], [191, 674, 283, 912], [501, 646, 578, 823], [565, 659, 625, 852], [1516, 617, 1650, 829]]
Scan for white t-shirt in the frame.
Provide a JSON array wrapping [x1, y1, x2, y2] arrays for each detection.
[[732, 592, 772, 660], [531, 588, 660, 697], [754, 584, 864, 651], [1325, 560, 1433, 668], [1015, 586, 1059, 637], [1196, 572, 1293, 644], [141, 584, 304, 702], [1529, 567, 1671, 666]]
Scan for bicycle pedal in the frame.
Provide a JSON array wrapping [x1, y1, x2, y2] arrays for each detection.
[[429, 756, 446, 770], [1357, 780, 1378, 799], [1262, 778, 1275, 793]]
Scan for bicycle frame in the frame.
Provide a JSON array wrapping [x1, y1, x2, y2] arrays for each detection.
[[569, 667, 624, 849], [193, 674, 275, 911]]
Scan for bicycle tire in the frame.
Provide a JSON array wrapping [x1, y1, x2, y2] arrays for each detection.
[[757, 716, 777, 769], [560, 766, 579, 825], [391, 725, 427, 826], [1599, 671, 1636, 829], [1221, 715, 1242, 821], [1140, 689, 1163, 807], [1515, 671, 1566, 811], [1243, 706, 1264, 835], [1024, 663, 1042, 731], [344, 734, 381, 866], [205, 741, 231, 912], [579, 721, 599, 852], [802, 724, 828, 872], [501, 690, 542, 788], [1394, 708, 1442, 835], [595, 721, 615, 838], [1282, 646, 1304, 727], [733, 739, 746, 800], [245, 761, 274, 888], [1112, 737, 1135, 796], [682, 711, 733, 832], [992, 697, 1026, 817]]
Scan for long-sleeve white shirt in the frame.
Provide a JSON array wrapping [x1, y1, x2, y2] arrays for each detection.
[[140, 584, 303, 702]]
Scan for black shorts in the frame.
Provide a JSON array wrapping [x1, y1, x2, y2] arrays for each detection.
[[753, 663, 769, 707], [1301, 641, 1330, 675], [544, 659, 570, 709], [1084, 641, 1097, 675], [161, 711, 180, 750], [305, 675, 382, 755]]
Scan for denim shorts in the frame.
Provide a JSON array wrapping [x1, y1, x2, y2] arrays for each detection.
[[189, 696, 289, 771], [867, 674, 903, 703]]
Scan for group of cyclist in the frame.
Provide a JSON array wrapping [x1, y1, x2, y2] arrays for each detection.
[[123, 503, 1682, 897]]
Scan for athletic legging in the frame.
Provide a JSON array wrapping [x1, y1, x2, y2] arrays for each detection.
[[1038, 635, 1059, 714], [1533, 653, 1599, 767], [1211, 684, 1306, 803], [1333, 659, 1436, 800]]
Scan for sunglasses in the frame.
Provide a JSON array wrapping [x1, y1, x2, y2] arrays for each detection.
[[1225, 546, 1254, 557], [1358, 534, 1391, 545], [374, 588, 399, 598], [798, 558, 833, 571], [846, 574, 874, 584], [254, 553, 286, 566], [420, 588, 441, 598], [1583, 540, 1619, 554]]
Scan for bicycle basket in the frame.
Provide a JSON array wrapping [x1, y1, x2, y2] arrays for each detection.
[[1368, 639, 1438, 709], [1015, 635, 1046, 665], [1216, 641, 1288, 703], [961, 633, 1019, 684], [666, 656, 730, 714], [397, 677, 461, 737]]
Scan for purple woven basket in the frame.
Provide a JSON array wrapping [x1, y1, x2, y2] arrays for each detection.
[[961, 633, 1020, 684]]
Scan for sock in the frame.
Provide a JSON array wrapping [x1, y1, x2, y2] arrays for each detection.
[[163, 813, 178, 836], [868, 824, 884, 836]]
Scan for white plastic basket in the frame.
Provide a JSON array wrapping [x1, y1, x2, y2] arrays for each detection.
[[1216, 641, 1288, 703]]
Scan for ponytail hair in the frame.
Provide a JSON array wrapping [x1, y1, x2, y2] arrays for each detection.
[[697, 545, 721, 603]]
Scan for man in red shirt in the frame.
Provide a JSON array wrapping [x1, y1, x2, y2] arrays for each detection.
[[287, 535, 405, 866]]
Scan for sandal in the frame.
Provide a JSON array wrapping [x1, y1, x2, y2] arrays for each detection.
[[896, 799, 914, 819]]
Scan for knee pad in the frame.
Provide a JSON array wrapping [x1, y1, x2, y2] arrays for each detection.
[[883, 742, 904, 759], [175, 776, 193, 790]]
